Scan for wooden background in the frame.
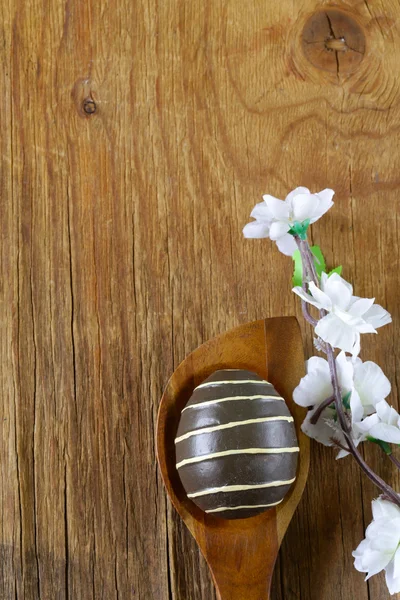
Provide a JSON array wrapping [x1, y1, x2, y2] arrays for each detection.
[[1, 0, 400, 598]]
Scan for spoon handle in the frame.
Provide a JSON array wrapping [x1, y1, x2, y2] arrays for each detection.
[[194, 510, 278, 600]]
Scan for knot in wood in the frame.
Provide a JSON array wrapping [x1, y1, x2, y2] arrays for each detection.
[[302, 9, 365, 76], [325, 37, 347, 52], [83, 97, 97, 115]]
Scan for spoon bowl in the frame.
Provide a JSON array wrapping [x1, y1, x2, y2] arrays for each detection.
[[156, 317, 309, 600]]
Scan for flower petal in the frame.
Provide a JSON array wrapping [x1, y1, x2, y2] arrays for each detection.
[[292, 193, 320, 222], [363, 303, 392, 329], [354, 361, 391, 411], [361, 520, 395, 553], [334, 308, 377, 334], [315, 313, 358, 354], [315, 188, 335, 218], [292, 286, 325, 310], [307, 356, 331, 373], [350, 389, 364, 425], [250, 201, 273, 222], [269, 221, 290, 241], [363, 549, 394, 579], [392, 545, 400, 580], [348, 297, 376, 317], [322, 272, 353, 298], [375, 400, 399, 425], [293, 358, 332, 407], [336, 426, 365, 459], [320, 271, 329, 288], [263, 194, 290, 220], [352, 332, 361, 357], [336, 448, 351, 459], [335, 351, 354, 393], [243, 221, 270, 239], [353, 539, 371, 572], [355, 413, 380, 435], [301, 408, 337, 446], [322, 275, 353, 310], [275, 233, 297, 256], [285, 186, 310, 204], [385, 557, 400, 595], [369, 423, 400, 444], [308, 282, 333, 311], [372, 498, 400, 521], [370, 528, 400, 552]]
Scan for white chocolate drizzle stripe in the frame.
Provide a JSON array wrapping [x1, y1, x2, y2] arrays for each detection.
[[205, 499, 283, 513], [182, 395, 284, 412], [196, 379, 271, 389], [188, 478, 296, 498], [176, 448, 300, 469], [175, 416, 294, 443]]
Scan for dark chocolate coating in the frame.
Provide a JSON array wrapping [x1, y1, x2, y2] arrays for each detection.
[[175, 369, 299, 519]]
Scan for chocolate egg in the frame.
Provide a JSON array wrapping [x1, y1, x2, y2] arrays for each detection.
[[175, 369, 299, 519]]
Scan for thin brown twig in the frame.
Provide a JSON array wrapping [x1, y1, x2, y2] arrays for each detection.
[[310, 395, 335, 424], [301, 280, 318, 326]]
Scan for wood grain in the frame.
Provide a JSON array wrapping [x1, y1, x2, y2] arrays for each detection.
[[1, 0, 400, 598]]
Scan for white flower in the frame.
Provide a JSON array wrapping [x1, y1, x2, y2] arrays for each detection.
[[293, 352, 390, 418], [300, 404, 366, 459], [293, 352, 391, 456], [293, 272, 392, 356], [353, 498, 400, 595], [350, 359, 391, 422], [300, 405, 345, 448], [294, 352, 352, 452], [293, 352, 352, 408], [243, 186, 335, 256], [356, 400, 400, 444]]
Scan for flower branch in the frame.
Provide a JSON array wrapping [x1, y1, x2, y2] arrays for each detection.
[[244, 186, 400, 594], [294, 233, 400, 506], [310, 395, 335, 424], [300, 284, 318, 327]]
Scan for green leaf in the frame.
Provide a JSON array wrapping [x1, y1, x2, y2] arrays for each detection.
[[342, 391, 351, 410], [311, 246, 326, 279], [367, 436, 392, 455], [292, 245, 327, 286], [291, 243, 343, 288], [328, 265, 343, 277], [291, 249, 303, 286]]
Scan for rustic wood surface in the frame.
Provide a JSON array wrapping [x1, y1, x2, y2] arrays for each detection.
[[1, 0, 400, 598]]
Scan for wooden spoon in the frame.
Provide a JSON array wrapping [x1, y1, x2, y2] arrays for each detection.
[[156, 316, 309, 600]]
